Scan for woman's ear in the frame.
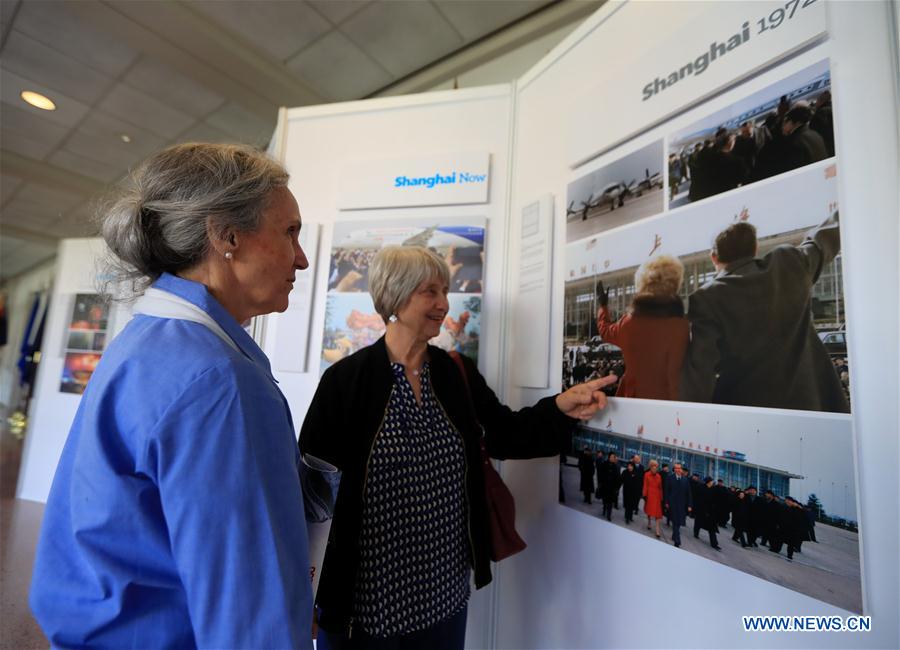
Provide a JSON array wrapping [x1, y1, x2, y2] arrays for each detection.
[[207, 221, 238, 258]]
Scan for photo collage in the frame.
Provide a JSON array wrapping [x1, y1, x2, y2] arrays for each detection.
[[321, 218, 485, 373], [560, 58, 861, 613]]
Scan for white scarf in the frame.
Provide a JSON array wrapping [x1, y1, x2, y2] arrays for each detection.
[[132, 287, 240, 355]]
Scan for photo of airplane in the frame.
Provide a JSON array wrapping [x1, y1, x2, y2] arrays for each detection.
[[566, 141, 664, 243]]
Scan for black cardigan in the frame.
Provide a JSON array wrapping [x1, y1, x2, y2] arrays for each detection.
[[299, 336, 575, 634]]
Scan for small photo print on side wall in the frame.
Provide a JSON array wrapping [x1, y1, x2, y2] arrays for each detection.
[[320, 218, 486, 374], [566, 140, 664, 243], [59, 293, 110, 395]]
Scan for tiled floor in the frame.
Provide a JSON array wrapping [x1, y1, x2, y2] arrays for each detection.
[[1, 426, 48, 650]]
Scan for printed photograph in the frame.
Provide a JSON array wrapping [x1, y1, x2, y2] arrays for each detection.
[[668, 59, 833, 209], [563, 161, 849, 414], [566, 140, 664, 243], [321, 293, 481, 373], [60, 352, 102, 395], [320, 218, 486, 374], [67, 293, 109, 331], [60, 293, 110, 394], [559, 408, 861, 614], [328, 221, 485, 294]]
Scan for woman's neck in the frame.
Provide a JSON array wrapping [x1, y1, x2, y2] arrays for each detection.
[[384, 325, 428, 369]]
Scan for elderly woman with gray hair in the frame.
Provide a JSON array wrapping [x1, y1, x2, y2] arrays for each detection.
[[30, 143, 315, 649], [301, 246, 615, 650], [596, 254, 690, 400]]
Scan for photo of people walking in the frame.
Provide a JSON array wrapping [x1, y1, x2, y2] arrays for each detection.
[[559, 422, 861, 614]]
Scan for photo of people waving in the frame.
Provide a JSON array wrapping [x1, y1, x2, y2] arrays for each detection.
[[564, 148, 849, 416]]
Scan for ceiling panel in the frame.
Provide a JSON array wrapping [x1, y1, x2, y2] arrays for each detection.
[[435, 0, 544, 41], [187, 0, 332, 62], [205, 102, 276, 145], [72, 110, 168, 163], [0, 236, 57, 280], [178, 120, 239, 144], [309, 0, 371, 25], [98, 82, 196, 140], [13, 0, 139, 77], [1, 175, 23, 206], [53, 205, 98, 238], [2, 30, 115, 105], [309, 0, 370, 25], [0, 128, 56, 160], [124, 57, 226, 118], [7, 183, 84, 215], [63, 130, 148, 172], [48, 150, 123, 185], [0, 68, 92, 129], [1, 203, 64, 230], [341, 1, 463, 78], [0, 0, 20, 35], [286, 30, 392, 101], [0, 101, 69, 150]]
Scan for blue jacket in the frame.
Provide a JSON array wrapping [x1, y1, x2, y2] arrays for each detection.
[[30, 273, 313, 650]]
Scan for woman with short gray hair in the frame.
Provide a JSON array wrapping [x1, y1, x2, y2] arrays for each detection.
[[30, 142, 315, 650], [596, 254, 690, 400], [301, 245, 616, 650]]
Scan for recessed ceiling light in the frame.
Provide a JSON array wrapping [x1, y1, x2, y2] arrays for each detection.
[[120, 134, 132, 143], [21, 90, 56, 111]]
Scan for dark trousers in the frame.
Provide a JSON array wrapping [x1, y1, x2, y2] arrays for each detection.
[[672, 523, 682, 545], [708, 529, 719, 548], [318, 605, 468, 650], [732, 527, 749, 547], [602, 499, 614, 521]]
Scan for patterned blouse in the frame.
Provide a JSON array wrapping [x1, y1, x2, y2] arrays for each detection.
[[352, 361, 470, 637]]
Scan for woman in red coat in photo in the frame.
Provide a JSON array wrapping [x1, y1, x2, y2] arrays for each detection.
[[643, 459, 664, 538], [596, 254, 689, 400]]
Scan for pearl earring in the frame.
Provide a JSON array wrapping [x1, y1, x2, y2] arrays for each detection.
[[225, 251, 233, 260], [388, 314, 398, 323]]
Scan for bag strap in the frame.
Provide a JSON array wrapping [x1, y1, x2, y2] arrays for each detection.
[[448, 351, 481, 429]]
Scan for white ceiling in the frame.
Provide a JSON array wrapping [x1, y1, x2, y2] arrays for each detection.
[[0, 0, 570, 280]]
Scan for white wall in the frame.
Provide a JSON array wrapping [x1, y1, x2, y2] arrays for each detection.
[[0, 258, 56, 411], [497, 1, 898, 649]]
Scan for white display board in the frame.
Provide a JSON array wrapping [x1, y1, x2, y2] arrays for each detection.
[[501, 1, 897, 648], [261, 85, 515, 650]]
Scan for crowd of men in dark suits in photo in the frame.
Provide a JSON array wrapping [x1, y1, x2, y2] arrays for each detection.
[[573, 448, 818, 561], [669, 91, 834, 204]]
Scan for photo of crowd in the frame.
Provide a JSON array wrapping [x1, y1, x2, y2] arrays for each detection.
[[559, 421, 862, 614], [668, 59, 833, 209]]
